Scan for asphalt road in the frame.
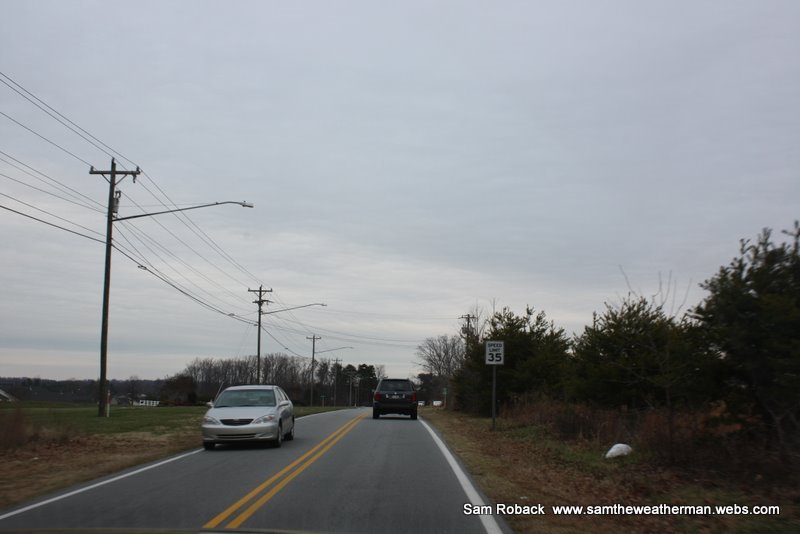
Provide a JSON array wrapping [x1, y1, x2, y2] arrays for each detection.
[[0, 408, 509, 533]]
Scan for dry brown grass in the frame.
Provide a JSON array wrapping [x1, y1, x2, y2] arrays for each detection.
[[422, 407, 799, 534], [0, 430, 198, 510]]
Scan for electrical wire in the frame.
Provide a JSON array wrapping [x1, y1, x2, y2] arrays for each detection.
[[0, 73, 121, 161], [2, 72, 264, 294], [0, 203, 105, 244], [1, 72, 413, 353], [0, 192, 103, 239], [0, 169, 102, 213], [115, 222, 253, 313], [0, 150, 104, 212], [112, 244, 256, 325], [118, 189, 259, 300], [0, 111, 93, 167], [138, 171, 262, 285]]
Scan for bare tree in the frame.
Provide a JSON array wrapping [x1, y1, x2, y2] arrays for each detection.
[[416, 335, 465, 379], [374, 364, 386, 380]]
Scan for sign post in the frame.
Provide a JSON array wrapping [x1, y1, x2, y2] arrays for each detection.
[[485, 340, 504, 430]]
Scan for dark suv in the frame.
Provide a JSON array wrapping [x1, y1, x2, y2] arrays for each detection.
[[372, 378, 418, 419]]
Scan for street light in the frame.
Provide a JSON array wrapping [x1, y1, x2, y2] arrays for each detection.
[[92, 157, 253, 417], [313, 347, 353, 406], [114, 201, 254, 221]]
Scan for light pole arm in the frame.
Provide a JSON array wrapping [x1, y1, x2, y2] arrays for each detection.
[[316, 346, 353, 354], [115, 201, 253, 221], [262, 303, 326, 315]]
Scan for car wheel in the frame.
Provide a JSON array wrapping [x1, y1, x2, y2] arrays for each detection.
[[410, 411, 418, 420], [373, 408, 380, 419], [203, 441, 215, 451], [273, 424, 283, 448], [284, 419, 295, 441]]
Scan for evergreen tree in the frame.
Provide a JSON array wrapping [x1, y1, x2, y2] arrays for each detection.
[[693, 223, 800, 451]]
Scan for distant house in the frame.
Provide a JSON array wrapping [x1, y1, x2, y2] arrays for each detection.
[[0, 388, 17, 402], [113, 396, 132, 406]]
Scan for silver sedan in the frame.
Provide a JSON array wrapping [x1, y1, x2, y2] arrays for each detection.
[[202, 385, 295, 450]]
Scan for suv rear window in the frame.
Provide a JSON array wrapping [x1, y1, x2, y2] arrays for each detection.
[[378, 379, 413, 392]]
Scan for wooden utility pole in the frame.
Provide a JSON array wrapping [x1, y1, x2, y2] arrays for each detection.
[[248, 286, 273, 383], [90, 158, 140, 417], [332, 357, 341, 406], [307, 335, 321, 405]]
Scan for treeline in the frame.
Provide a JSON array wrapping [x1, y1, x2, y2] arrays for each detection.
[[0, 377, 163, 403], [166, 353, 386, 406], [423, 223, 800, 468]]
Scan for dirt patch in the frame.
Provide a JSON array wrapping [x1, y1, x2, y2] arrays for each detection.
[[0, 431, 197, 510]]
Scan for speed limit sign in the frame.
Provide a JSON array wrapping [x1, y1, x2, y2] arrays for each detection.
[[485, 341, 504, 365]]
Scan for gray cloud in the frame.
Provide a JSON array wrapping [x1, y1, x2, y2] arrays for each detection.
[[2, 1, 798, 380]]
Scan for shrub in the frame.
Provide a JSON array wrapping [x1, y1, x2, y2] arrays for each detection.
[[0, 405, 31, 449]]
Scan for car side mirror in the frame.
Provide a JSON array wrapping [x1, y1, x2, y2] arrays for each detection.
[[206, 401, 214, 408]]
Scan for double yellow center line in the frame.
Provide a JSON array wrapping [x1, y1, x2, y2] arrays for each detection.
[[203, 411, 368, 530]]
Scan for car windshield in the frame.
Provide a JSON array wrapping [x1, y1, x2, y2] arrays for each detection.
[[215, 390, 276, 407]]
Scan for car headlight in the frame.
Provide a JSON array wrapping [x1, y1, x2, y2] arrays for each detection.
[[252, 414, 276, 424], [203, 415, 221, 425]]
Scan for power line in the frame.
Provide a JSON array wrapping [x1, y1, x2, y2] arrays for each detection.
[[0, 150, 104, 211], [113, 245, 255, 323], [135, 179, 263, 289], [265, 314, 421, 343], [0, 169, 102, 213], [118, 189, 259, 298], [0, 192, 103, 238], [0, 73, 356, 356], [0, 203, 105, 244], [3, 72, 265, 294], [3, 72, 273, 319], [0, 110, 93, 167], [0, 202, 260, 328], [115, 222, 253, 312], [0, 72, 121, 161]]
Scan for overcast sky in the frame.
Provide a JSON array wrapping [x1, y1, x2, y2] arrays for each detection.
[[1, 1, 798, 382]]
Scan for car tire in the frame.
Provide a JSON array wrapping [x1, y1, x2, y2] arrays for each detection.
[[284, 419, 295, 441], [273, 424, 283, 448], [372, 409, 380, 419], [410, 411, 418, 420], [203, 441, 215, 451]]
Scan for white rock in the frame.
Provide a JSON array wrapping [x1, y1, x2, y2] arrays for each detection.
[[605, 443, 633, 459]]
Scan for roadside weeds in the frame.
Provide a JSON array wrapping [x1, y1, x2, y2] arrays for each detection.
[[0, 431, 198, 510], [421, 408, 799, 534]]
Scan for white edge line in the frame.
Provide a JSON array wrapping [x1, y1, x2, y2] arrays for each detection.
[[420, 419, 503, 534], [0, 448, 202, 522]]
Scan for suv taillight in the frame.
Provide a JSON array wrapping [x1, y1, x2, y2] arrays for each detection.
[[374, 392, 381, 401], [411, 391, 417, 402]]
